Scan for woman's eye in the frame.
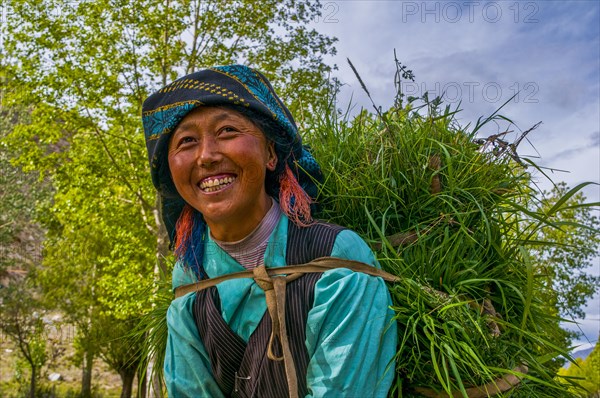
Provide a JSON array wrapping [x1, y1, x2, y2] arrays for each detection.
[[177, 136, 196, 147], [220, 126, 238, 135]]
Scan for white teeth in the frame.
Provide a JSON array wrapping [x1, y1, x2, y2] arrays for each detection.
[[200, 176, 235, 191]]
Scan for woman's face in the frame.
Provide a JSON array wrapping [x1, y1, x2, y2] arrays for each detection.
[[167, 107, 277, 241]]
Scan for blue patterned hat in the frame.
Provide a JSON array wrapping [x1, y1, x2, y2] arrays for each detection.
[[142, 65, 322, 254]]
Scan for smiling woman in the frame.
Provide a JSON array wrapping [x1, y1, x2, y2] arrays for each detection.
[[141, 65, 397, 398], [167, 107, 277, 242]]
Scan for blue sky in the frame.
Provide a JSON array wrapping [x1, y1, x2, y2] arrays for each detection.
[[310, 0, 599, 349]]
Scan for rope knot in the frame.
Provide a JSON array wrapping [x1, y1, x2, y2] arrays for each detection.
[[252, 265, 275, 292], [252, 265, 301, 398]]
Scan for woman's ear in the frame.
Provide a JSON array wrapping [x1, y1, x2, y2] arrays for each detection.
[[266, 142, 278, 171]]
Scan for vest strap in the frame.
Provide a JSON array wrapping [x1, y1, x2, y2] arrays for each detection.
[[174, 256, 401, 299]]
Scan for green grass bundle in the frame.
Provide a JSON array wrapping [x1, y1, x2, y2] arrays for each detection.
[[307, 97, 582, 397]]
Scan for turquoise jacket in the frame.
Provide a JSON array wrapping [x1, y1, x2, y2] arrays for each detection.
[[165, 215, 397, 397]]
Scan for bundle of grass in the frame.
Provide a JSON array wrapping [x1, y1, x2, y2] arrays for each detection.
[[305, 67, 586, 397]]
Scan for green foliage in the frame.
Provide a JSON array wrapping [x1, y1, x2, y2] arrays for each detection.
[[1, 0, 336, 116], [0, 280, 48, 398], [28, 119, 157, 396], [558, 342, 600, 396], [0, 80, 56, 398], [306, 86, 597, 396], [531, 183, 600, 319], [2, 0, 337, 394], [0, 102, 49, 274]]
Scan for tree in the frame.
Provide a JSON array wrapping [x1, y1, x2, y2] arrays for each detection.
[[0, 280, 48, 398], [532, 182, 600, 320], [2, 0, 337, 396], [0, 77, 48, 287], [31, 123, 156, 397], [558, 339, 600, 395], [0, 78, 54, 398], [95, 318, 146, 398]]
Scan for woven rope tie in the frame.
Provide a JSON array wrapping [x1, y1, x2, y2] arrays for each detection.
[[252, 265, 302, 398]]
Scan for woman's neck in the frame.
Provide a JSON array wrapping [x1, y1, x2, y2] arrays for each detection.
[[208, 195, 273, 242], [212, 200, 281, 269]]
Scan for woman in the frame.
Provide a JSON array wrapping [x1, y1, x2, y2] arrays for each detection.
[[142, 65, 397, 397]]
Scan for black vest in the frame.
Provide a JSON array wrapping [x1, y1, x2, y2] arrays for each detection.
[[193, 221, 344, 397]]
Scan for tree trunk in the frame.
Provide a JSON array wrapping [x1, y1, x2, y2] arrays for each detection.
[[28, 364, 36, 398], [81, 349, 94, 398], [148, 195, 167, 398], [120, 369, 136, 398], [154, 194, 169, 276]]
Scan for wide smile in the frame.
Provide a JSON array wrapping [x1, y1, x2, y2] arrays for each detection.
[[198, 175, 236, 193]]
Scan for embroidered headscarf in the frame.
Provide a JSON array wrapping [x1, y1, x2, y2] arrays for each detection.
[[142, 65, 322, 277]]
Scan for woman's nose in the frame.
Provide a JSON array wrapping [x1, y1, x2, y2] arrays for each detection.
[[196, 136, 221, 167]]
